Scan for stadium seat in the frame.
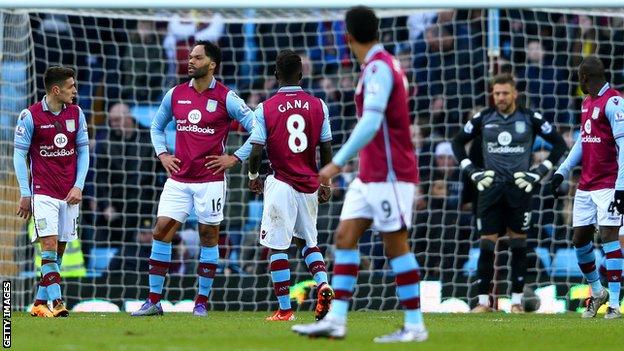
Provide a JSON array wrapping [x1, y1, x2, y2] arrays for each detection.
[[130, 105, 159, 128], [243, 200, 263, 232], [533, 247, 552, 272], [550, 248, 603, 278], [88, 247, 119, 276], [462, 248, 480, 277]]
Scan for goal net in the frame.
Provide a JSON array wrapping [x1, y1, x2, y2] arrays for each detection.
[[2, 7, 624, 312]]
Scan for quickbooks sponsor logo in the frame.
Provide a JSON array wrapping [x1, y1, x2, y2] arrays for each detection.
[[40, 148, 75, 157], [487, 143, 525, 154], [176, 124, 215, 134], [581, 136, 602, 143]]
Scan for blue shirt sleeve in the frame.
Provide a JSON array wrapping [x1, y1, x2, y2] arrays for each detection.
[[332, 60, 393, 167], [555, 136, 582, 179], [76, 107, 89, 147], [151, 88, 174, 156], [320, 99, 332, 142], [362, 60, 394, 113], [13, 109, 34, 196], [74, 107, 90, 190], [226, 90, 255, 161], [606, 96, 624, 139], [13, 109, 33, 151], [605, 96, 624, 190], [248, 103, 267, 145]]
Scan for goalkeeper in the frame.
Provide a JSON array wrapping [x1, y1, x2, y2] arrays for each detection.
[[451, 73, 566, 313]]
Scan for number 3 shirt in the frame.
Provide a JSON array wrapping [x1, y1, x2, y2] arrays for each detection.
[[249, 86, 332, 194]]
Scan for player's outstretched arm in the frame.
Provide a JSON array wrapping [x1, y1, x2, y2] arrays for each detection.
[[318, 141, 333, 204], [205, 91, 255, 173], [151, 88, 180, 175], [550, 137, 581, 198], [246, 103, 267, 194], [322, 60, 392, 182], [13, 109, 34, 219], [318, 99, 333, 203]]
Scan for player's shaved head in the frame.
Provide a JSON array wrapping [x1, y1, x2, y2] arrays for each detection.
[[345, 6, 379, 44], [275, 50, 302, 85], [580, 56, 605, 81], [579, 56, 606, 95]]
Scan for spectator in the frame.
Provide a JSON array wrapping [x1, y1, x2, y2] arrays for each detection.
[[163, 11, 225, 83], [94, 102, 165, 258], [121, 20, 167, 103]]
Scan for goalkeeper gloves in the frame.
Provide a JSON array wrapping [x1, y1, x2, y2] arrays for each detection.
[[514, 160, 553, 193], [461, 159, 495, 191], [549, 173, 564, 199]]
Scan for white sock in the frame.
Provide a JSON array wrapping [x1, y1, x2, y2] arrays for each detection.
[[478, 294, 489, 306], [511, 293, 523, 305]]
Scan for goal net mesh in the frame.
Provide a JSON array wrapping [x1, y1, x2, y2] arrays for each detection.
[[2, 7, 624, 312]]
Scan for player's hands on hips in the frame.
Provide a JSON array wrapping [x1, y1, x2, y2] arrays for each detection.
[[159, 152, 181, 176], [614, 190, 624, 214], [318, 184, 332, 204], [64, 187, 82, 205], [549, 173, 564, 199], [466, 164, 494, 191], [319, 162, 341, 187], [514, 162, 550, 193], [248, 178, 264, 194], [205, 154, 240, 174], [16, 196, 31, 220]]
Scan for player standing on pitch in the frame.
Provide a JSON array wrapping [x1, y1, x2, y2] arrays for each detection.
[[551, 56, 624, 319], [452, 73, 567, 313], [14, 66, 89, 318], [132, 40, 255, 317], [246, 50, 334, 322], [292, 6, 427, 343]]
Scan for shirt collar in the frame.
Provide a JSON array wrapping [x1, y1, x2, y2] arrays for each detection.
[[277, 86, 303, 93], [363, 43, 385, 64], [41, 95, 66, 112], [189, 76, 217, 90], [597, 82, 610, 97]]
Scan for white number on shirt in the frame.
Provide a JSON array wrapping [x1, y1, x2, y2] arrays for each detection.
[[286, 114, 308, 153]]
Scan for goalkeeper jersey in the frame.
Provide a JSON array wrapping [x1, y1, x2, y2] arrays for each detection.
[[459, 107, 555, 183]]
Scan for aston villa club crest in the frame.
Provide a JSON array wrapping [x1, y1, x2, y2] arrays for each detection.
[[206, 99, 217, 113], [591, 107, 600, 120], [65, 119, 76, 132]]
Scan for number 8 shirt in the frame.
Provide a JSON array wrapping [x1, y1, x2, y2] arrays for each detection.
[[248, 86, 331, 250]]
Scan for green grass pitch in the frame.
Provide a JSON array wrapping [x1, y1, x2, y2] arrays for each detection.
[[11, 311, 620, 350]]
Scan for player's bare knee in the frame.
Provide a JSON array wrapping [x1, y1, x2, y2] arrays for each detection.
[[599, 226, 619, 242], [153, 218, 179, 242], [39, 236, 58, 251], [198, 224, 220, 247], [293, 237, 307, 250], [334, 230, 358, 250], [381, 230, 410, 258], [572, 226, 595, 247]]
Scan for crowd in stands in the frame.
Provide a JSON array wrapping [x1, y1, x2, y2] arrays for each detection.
[[21, 9, 624, 286]]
